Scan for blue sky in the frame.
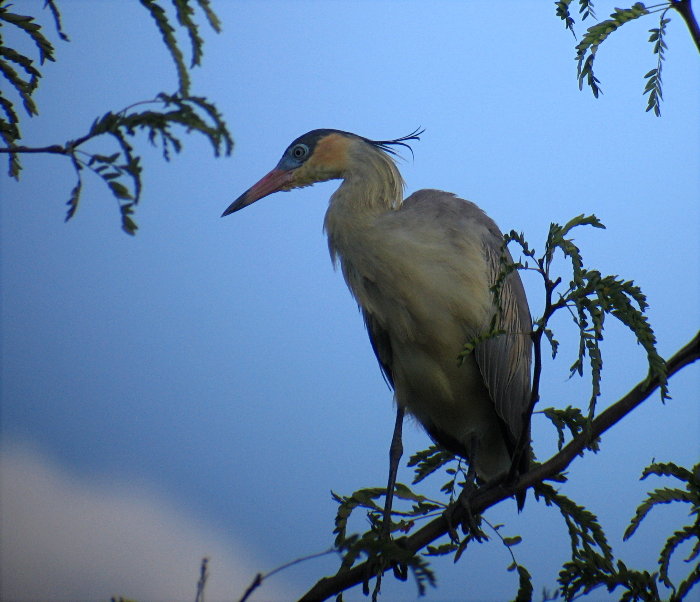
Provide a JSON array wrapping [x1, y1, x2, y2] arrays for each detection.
[[1, 1, 699, 600]]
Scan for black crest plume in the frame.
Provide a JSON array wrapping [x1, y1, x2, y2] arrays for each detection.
[[364, 127, 425, 158]]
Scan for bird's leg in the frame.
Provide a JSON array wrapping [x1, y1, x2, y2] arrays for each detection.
[[368, 404, 407, 595], [381, 404, 405, 541]]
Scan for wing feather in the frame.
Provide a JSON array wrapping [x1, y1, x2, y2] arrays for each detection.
[[399, 189, 532, 447], [474, 236, 532, 448], [362, 307, 395, 390]]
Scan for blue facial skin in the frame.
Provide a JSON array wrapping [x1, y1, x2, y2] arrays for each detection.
[[276, 128, 357, 171], [276, 142, 309, 171]]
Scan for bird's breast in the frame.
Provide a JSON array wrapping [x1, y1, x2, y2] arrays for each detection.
[[338, 214, 494, 344]]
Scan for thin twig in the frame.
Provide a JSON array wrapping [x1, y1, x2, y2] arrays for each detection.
[[194, 557, 208, 602], [238, 549, 335, 602]]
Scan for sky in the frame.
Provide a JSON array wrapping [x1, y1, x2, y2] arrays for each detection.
[[1, 1, 699, 601]]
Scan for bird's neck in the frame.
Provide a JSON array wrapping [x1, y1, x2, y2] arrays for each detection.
[[323, 147, 404, 266]]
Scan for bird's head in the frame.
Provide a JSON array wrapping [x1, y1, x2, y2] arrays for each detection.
[[221, 128, 423, 217]]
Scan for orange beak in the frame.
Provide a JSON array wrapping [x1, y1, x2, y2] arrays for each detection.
[[221, 168, 294, 217]]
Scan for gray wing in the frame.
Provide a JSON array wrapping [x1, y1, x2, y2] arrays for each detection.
[[362, 307, 395, 390], [474, 229, 532, 447], [402, 189, 532, 445]]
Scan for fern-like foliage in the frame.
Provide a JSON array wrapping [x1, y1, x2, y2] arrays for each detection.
[[62, 93, 232, 234], [555, 0, 597, 35], [504, 214, 668, 424], [332, 483, 444, 549], [407, 444, 456, 486], [575, 3, 650, 97], [0, 0, 58, 174], [555, 1, 699, 116], [330, 446, 532, 600], [0, 1, 232, 233], [624, 462, 700, 599], [534, 481, 623, 599], [331, 484, 440, 599], [644, 12, 671, 116], [139, 0, 222, 95], [541, 405, 601, 453], [540, 461, 699, 600]]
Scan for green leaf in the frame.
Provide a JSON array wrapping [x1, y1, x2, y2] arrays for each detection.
[[0, 57, 38, 116], [641, 462, 695, 484], [0, 45, 42, 82], [120, 203, 138, 235], [65, 180, 82, 222], [0, 8, 57, 64], [535, 482, 614, 569], [574, 3, 650, 97], [643, 13, 670, 117], [625, 486, 696, 541], [544, 328, 559, 358], [195, 0, 221, 32], [555, 0, 577, 34], [659, 526, 697, 588], [108, 180, 134, 200], [503, 535, 522, 546], [408, 445, 456, 484], [676, 564, 700, 601], [44, 0, 70, 42], [424, 542, 459, 556], [514, 564, 533, 602], [140, 0, 191, 94], [542, 406, 599, 452]]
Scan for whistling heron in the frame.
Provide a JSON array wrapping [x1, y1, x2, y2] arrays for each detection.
[[222, 129, 532, 509]]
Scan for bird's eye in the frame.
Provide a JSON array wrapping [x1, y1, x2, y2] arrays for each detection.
[[290, 144, 309, 161]]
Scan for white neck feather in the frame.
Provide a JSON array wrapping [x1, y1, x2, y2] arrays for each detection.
[[323, 142, 404, 266]]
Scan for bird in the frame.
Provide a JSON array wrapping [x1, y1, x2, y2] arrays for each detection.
[[222, 128, 532, 510]]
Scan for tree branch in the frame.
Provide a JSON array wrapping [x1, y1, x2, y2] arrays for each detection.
[[672, 0, 700, 52], [298, 330, 700, 601], [0, 144, 73, 154], [0, 129, 97, 156]]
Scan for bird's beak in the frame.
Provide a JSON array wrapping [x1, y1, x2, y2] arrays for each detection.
[[221, 168, 294, 217]]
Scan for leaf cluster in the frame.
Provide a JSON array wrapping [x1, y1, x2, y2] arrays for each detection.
[[535, 480, 617, 598], [555, 0, 597, 34], [0, 0, 66, 174], [574, 3, 650, 98], [64, 93, 232, 234], [331, 484, 440, 599], [541, 461, 699, 600], [644, 14, 670, 115], [139, 0, 221, 96], [541, 405, 600, 453], [505, 214, 668, 425], [555, 1, 696, 116], [624, 462, 700, 599], [408, 445, 461, 496], [329, 446, 533, 600], [0, 0, 232, 233]]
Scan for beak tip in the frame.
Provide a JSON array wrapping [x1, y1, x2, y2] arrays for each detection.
[[224, 168, 292, 219], [221, 196, 247, 217]]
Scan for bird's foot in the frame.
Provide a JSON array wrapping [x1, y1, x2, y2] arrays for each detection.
[[361, 535, 408, 601], [444, 481, 488, 543]]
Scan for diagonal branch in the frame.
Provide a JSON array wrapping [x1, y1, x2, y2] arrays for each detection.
[[672, 0, 700, 52], [298, 330, 700, 601]]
